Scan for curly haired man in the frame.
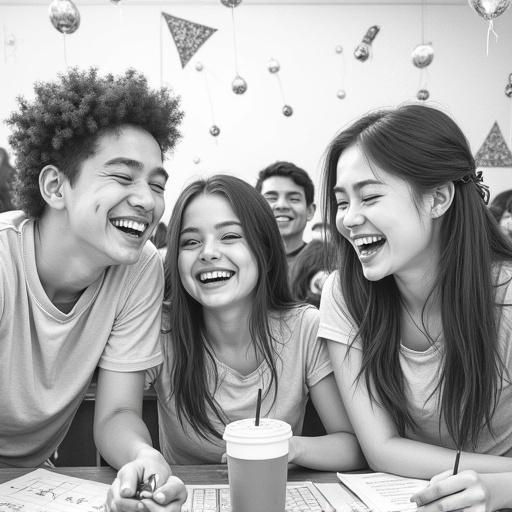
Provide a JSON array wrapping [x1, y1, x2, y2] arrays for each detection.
[[1, 68, 186, 510]]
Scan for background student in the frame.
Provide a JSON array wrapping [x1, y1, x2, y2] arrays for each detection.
[[1, 67, 186, 511], [146, 174, 365, 471], [318, 104, 512, 512]]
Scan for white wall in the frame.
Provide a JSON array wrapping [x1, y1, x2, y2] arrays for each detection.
[[1, 1, 512, 226]]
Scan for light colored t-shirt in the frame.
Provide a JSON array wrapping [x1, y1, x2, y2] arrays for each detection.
[[147, 305, 331, 464], [0, 212, 164, 467], [318, 270, 512, 456]]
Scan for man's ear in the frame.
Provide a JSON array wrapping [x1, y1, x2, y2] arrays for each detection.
[[306, 203, 316, 222], [39, 165, 66, 210], [429, 182, 454, 219]]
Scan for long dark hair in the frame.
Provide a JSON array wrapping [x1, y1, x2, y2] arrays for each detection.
[[321, 104, 512, 449], [163, 174, 295, 440]]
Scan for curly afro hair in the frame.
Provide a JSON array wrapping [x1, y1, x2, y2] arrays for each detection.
[[6, 67, 183, 218]]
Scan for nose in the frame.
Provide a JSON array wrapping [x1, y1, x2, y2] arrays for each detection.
[[199, 237, 221, 262], [274, 195, 290, 210], [128, 182, 156, 211], [341, 202, 365, 229]]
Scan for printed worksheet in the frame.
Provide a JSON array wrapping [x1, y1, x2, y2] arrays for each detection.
[[0, 469, 109, 512], [337, 472, 428, 512]]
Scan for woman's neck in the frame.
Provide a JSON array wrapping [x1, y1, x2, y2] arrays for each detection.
[[203, 305, 252, 349]]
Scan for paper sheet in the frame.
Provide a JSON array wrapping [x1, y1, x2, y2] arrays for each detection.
[[337, 472, 428, 512], [0, 469, 109, 512]]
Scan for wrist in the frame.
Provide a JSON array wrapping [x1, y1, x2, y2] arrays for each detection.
[[289, 436, 304, 465]]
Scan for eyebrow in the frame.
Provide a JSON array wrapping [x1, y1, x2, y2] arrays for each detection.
[[180, 220, 242, 235], [333, 179, 383, 194], [104, 158, 169, 181]]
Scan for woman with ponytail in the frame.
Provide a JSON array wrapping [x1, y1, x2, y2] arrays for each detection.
[[319, 104, 512, 511]]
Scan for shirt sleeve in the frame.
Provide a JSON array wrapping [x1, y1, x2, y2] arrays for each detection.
[[300, 306, 333, 388], [99, 247, 164, 372], [318, 271, 361, 350]]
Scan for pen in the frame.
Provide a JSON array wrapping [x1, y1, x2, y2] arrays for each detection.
[[135, 473, 157, 500], [313, 483, 337, 512], [453, 449, 461, 475]]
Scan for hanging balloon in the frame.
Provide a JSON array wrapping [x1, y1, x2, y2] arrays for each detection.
[[282, 105, 293, 117], [221, 0, 242, 7], [6, 34, 16, 46], [354, 25, 380, 62], [335, 45, 343, 54], [505, 84, 512, 97], [268, 58, 280, 74], [209, 125, 220, 137], [337, 89, 346, 100], [468, 0, 510, 20], [412, 43, 434, 68], [193, 157, 201, 164], [417, 89, 430, 101], [195, 62, 204, 72], [48, 0, 80, 34], [231, 75, 247, 94]]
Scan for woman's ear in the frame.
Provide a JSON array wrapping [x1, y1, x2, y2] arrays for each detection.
[[429, 182, 455, 219], [39, 165, 66, 210]]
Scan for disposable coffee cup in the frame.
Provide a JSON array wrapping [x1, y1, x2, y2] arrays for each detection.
[[223, 418, 292, 512]]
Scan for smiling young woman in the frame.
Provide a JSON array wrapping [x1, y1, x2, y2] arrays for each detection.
[[319, 104, 512, 512]]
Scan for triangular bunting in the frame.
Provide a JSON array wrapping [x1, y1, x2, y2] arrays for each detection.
[[162, 12, 217, 68], [475, 122, 512, 167]]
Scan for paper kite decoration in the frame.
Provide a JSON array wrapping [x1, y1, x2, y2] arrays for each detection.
[[475, 122, 512, 167], [162, 12, 217, 68]]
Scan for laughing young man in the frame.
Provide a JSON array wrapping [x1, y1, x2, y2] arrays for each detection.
[[256, 161, 316, 279], [1, 68, 185, 510]]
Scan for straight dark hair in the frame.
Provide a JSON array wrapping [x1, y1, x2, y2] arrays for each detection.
[[321, 104, 512, 449], [163, 174, 295, 440]]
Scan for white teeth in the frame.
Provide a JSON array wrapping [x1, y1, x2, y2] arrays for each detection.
[[275, 216, 291, 221], [354, 235, 383, 247], [111, 219, 147, 233], [199, 270, 234, 282]]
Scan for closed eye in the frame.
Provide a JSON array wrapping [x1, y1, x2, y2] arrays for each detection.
[[112, 174, 132, 183], [150, 182, 166, 193], [180, 238, 200, 248], [362, 195, 381, 203], [221, 233, 242, 241]]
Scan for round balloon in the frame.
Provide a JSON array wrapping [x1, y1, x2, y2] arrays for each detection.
[[209, 125, 220, 137], [336, 89, 346, 99], [335, 45, 343, 54], [48, 0, 80, 34], [505, 83, 512, 97], [195, 62, 204, 72], [417, 89, 430, 101], [412, 43, 434, 68], [232, 75, 247, 94], [469, 0, 510, 20], [221, 0, 242, 7], [268, 59, 280, 73], [282, 105, 293, 117]]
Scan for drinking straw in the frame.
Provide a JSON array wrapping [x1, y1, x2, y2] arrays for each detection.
[[255, 388, 262, 426], [453, 449, 461, 475]]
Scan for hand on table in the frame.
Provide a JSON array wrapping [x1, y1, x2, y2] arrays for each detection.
[[411, 469, 496, 512], [107, 448, 187, 512]]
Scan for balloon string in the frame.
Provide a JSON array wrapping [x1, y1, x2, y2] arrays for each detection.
[[62, 33, 68, 69], [231, 7, 240, 75], [340, 52, 346, 89], [276, 74, 286, 104], [421, 0, 425, 44], [204, 70, 217, 124]]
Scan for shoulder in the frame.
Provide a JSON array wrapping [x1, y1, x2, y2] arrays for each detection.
[[0, 210, 28, 234], [278, 304, 319, 328]]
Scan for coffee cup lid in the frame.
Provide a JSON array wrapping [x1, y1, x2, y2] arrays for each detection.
[[223, 418, 292, 444]]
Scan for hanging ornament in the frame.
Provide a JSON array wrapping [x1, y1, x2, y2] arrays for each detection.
[[6, 34, 16, 46], [335, 45, 343, 54], [337, 89, 346, 99], [231, 75, 248, 94], [417, 89, 430, 101], [221, 0, 242, 7], [282, 105, 293, 117], [195, 61, 204, 72], [209, 125, 220, 137], [505, 73, 512, 97], [335, 44, 347, 100], [195, 64, 221, 143], [193, 157, 201, 164], [468, 0, 511, 54], [354, 25, 380, 62], [412, 43, 434, 68], [48, 0, 80, 34], [268, 58, 280, 73]]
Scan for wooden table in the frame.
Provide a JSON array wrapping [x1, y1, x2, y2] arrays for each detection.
[[0, 465, 339, 485]]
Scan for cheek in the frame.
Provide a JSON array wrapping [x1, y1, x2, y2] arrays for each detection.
[[335, 211, 347, 235]]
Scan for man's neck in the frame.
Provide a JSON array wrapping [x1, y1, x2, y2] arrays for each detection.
[[283, 235, 306, 256]]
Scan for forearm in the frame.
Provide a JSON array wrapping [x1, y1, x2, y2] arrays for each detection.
[[482, 472, 512, 511], [94, 409, 156, 469], [290, 433, 366, 471], [368, 437, 512, 478]]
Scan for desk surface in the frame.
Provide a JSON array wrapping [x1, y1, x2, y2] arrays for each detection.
[[0, 465, 339, 486]]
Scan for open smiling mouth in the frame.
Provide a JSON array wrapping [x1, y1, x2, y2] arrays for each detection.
[[110, 219, 148, 238], [354, 235, 386, 257], [198, 270, 235, 284]]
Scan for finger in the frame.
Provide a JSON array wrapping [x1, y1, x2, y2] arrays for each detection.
[[412, 475, 468, 507], [117, 466, 143, 499], [416, 488, 482, 512], [110, 496, 147, 512], [429, 470, 454, 485], [152, 476, 188, 507]]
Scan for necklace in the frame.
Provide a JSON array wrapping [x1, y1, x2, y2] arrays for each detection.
[[402, 300, 442, 345]]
